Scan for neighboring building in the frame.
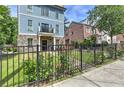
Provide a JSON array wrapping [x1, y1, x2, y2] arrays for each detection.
[[17, 5, 65, 50], [115, 34, 124, 44], [96, 31, 116, 44], [81, 19, 124, 45], [64, 21, 123, 45], [64, 21, 100, 44]]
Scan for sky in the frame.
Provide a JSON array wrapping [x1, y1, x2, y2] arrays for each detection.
[[9, 5, 94, 22], [9, 5, 17, 17], [64, 5, 94, 22]]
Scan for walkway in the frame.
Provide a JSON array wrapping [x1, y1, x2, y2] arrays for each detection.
[[49, 58, 124, 87]]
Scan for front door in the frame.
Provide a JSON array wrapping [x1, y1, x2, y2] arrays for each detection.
[[42, 40, 47, 51]]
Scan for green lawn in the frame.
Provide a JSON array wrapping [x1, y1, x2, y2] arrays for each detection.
[[0, 52, 38, 86], [0, 51, 63, 87], [69, 50, 94, 64]]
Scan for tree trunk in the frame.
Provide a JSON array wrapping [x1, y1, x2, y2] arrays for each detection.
[[110, 33, 113, 45], [109, 25, 113, 45]]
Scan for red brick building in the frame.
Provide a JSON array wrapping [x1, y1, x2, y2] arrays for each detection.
[[64, 21, 100, 44]]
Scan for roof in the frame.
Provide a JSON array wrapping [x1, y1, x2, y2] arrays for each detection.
[[50, 5, 66, 11], [68, 21, 96, 28]]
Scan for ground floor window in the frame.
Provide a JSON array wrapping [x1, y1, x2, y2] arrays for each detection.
[[28, 38, 33, 46], [56, 39, 59, 45]]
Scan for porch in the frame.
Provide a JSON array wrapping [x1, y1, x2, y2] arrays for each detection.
[[37, 36, 60, 51]]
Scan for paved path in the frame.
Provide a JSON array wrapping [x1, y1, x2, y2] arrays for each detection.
[[49, 58, 124, 87]]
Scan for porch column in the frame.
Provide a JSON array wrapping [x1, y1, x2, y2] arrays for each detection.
[[53, 37, 56, 50]]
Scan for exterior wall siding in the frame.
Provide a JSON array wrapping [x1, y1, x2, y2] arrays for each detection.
[[18, 5, 64, 37]]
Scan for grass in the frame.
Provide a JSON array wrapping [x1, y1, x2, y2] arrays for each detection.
[[0, 52, 38, 87], [69, 49, 94, 64]]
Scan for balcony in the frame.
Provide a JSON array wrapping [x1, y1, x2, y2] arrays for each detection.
[[38, 27, 55, 36]]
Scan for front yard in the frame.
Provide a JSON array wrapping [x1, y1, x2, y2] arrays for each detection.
[[0, 47, 123, 87]]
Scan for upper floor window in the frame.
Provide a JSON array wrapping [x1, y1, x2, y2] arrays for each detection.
[[71, 32, 73, 35], [56, 25, 59, 34], [56, 12, 59, 19], [27, 5, 32, 13], [65, 33, 68, 36], [28, 20, 33, 32], [41, 23, 49, 32], [41, 7, 49, 17]]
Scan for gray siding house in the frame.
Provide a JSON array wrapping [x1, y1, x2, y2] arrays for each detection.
[[17, 5, 65, 50]]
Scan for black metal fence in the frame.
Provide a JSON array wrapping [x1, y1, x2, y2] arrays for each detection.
[[0, 43, 123, 87]]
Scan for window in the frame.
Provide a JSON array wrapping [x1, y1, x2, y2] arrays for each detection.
[[56, 12, 59, 19], [86, 27, 91, 33], [49, 24, 53, 33], [56, 25, 59, 34], [28, 38, 33, 46], [71, 32, 73, 35], [41, 7, 49, 17], [65, 33, 68, 36], [28, 20, 33, 32], [41, 23, 49, 32], [27, 5, 32, 13]]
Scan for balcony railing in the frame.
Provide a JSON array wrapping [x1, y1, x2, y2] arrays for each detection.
[[40, 27, 54, 33]]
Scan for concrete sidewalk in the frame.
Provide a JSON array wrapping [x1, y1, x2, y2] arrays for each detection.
[[49, 58, 124, 87]]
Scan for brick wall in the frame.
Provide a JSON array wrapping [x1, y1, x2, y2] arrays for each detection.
[[17, 35, 38, 46]]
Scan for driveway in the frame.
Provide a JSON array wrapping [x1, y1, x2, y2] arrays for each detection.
[[49, 58, 124, 87]]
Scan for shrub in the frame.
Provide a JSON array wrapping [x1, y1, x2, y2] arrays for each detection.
[[95, 52, 105, 64], [13, 47, 17, 52], [24, 53, 53, 83], [7, 48, 12, 52], [102, 41, 108, 46], [71, 41, 80, 48], [117, 50, 124, 57], [56, 51, 69, 76], [39, 53, 53, 81], [24, 60, 37, 82], [106, 46, 115, 58]]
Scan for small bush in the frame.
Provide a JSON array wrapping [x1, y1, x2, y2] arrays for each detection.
[[24, 60, 37, 82], [13, 48, 17, 52], [56, 51, 69, 76], [95, 52, 105, 64], [24, 53, 53, 83], [7, 48, 12, 52], [117, 50, 124, 57], [106, 46, 115, 58]]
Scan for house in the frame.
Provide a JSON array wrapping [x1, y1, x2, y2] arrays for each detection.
[[17, 5, 65, 50], [81, 19, 124, 45], [64, 21, 101, 44], [96, 31, 116, 44], [64, 21, 123, 46]]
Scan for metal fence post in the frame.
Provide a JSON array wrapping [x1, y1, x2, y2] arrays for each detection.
[[114, 43, 117, 59], [93, 41, 96, 65], [101, 42, 104, 63], [36, 44, 40, 86], [80, 45, 83, 72], [0, 48, 2, 82]]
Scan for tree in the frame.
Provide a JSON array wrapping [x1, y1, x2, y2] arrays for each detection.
[[0, 5, 17, 46], [6, 17, 17, 45], [87, 6, 124, 44], [64, 17, 70, 31]]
